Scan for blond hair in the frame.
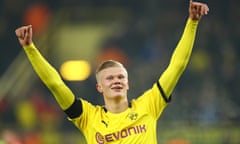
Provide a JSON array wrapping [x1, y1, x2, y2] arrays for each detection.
[[95, 60, 127, 81]]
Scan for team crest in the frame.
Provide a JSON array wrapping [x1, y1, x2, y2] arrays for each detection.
[[128, 112, 138, 120]]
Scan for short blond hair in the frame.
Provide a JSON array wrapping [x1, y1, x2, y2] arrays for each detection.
[[95, 60, 127, 81]]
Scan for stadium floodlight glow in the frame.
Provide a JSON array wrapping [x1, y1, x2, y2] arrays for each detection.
[[60, 60, 91, 81]]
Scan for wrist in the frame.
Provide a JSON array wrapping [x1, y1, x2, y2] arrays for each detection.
[[23, 42, 34, 49], [188, 17, 199, 23]]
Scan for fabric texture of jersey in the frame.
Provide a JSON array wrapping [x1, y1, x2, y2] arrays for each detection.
[[70, 83, 165, 144], [22, 18, 199, 144], [68, 18, 199, 144]]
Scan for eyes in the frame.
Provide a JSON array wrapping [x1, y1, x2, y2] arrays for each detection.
[[106, 74, 125, 81]]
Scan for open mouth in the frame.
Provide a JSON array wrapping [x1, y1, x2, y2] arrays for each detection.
[[111, 86, 123, 90]]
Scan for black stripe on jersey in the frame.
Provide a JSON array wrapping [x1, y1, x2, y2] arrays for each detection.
[[64, 98, 83, 119], [157, 81, 171, 103]]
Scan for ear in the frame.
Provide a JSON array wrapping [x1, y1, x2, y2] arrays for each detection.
[[96, 83, 103, 93]]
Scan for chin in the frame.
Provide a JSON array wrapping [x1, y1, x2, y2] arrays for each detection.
[[106, 91, 126, 99], [110, 93, 124, 99]]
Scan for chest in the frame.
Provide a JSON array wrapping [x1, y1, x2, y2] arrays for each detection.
[[89, 109, 155, 137], [81, 106, 158, 143]]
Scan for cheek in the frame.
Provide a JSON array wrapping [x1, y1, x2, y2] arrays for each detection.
[[122, 80, 129, 89], [126, 82, 129, 90], [104, 80, 112, 86]]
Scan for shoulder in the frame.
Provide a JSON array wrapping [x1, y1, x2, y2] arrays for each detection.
[[81, 98, 101, 109]]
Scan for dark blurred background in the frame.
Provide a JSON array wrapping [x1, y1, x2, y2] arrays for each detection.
[[0, 0, 239, 143]]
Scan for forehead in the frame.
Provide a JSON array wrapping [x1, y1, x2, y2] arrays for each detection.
[[98, 67, 127, 77]]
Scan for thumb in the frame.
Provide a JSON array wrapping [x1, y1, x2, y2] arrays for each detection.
[[25, 25, 33, 45]]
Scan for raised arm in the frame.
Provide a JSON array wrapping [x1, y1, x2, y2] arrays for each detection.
[[159, 1, 209, 99], [15, 25, 76, 111]]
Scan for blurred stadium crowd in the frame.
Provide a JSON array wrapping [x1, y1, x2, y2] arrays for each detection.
[[0, 0, 239, 143]]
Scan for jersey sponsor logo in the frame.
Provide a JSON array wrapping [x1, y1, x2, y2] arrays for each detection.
[[96, 132, 105, 144], [95, 124, 146, 144]]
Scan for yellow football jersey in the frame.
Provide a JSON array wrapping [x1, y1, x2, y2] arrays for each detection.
[[23, 18, 198, 144], [69, 83, 167, 144]]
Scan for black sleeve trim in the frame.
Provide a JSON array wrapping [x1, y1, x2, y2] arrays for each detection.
[[156, 81, 171, 103], [64, 98, 83, 119]]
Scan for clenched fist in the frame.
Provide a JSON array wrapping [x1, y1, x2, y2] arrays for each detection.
[[189, 0, 209, 20], [15, 25, 33, 47]]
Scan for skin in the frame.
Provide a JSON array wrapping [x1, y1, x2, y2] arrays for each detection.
[[96, 67, 129, 113], [15, 1, 209, 114]]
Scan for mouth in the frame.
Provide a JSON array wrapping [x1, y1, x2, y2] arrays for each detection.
[[111, 85, 123, 90]]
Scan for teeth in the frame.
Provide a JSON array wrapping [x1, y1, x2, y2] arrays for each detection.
[[112, 87, 122, 89]]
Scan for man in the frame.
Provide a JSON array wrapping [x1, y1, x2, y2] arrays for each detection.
[[15, 1, 209, 143]]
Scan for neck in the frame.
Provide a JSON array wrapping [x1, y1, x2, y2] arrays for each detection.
[[104, 97, 129, 113]]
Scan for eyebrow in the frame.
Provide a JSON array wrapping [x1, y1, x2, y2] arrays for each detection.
[[105, 73, 125, 77]]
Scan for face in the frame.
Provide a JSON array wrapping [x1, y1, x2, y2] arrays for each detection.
[[96, 67, 129, 100]]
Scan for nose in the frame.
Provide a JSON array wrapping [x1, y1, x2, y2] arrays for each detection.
[[113, 81, 121, 85], [113, 78, 120, 83], [113, 77, 121, 84]]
